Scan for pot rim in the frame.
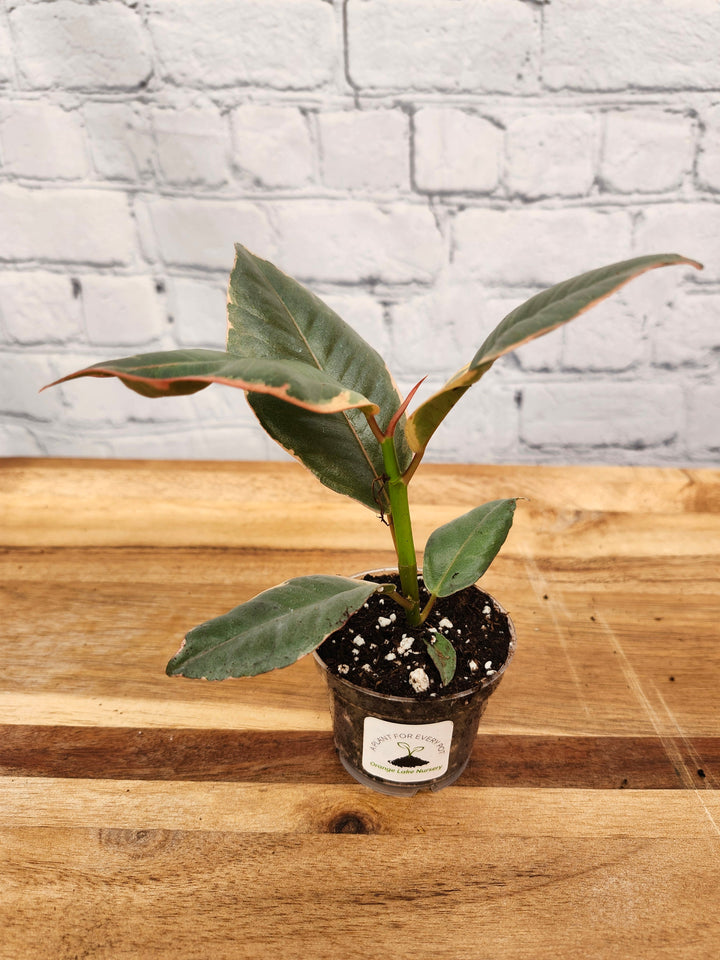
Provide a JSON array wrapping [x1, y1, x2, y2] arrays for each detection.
[[313, 567, 517, 704]]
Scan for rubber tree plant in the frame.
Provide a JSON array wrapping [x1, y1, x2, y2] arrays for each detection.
[[46, 248, 701, 687]]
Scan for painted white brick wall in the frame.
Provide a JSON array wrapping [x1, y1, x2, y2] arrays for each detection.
[[0, 0, 717, 468]]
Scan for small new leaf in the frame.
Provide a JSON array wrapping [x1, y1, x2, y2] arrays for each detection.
[[424, 630, 457, 687], [423, 499, 517, 598]]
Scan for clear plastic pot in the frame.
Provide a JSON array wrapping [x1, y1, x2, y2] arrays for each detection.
[[314, 570, 516, 797]]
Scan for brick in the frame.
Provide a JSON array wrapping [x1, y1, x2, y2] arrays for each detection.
[[85, 102, 155, 181], [0, 18, 12, 83], [0, 101, 88, 180], [320, 292, 390, 362], [697, 104, 720, 192], [80, 275, 165, 346], [108, 423, 273, 461], [601, 110, 694, 194], [414, 372, 519, 464], [39, 430, 113, 458], [147, 0, 337, 89], [0, 272, 82, 344], [141, 198, 274, 271], [184, 383, 271, 433], [319, 110, 409, 191], [520, 382, 683, 448], [10, 1, 152, 89], [63, 382, 197, 426], [230, 106, 314, 189], [634, 205, 717, 281], [390, 284, 484, 376], [653, 292, 720, 367], [0, 423, 44, 457], [0, 353, 64, 421], [688, 384, 720, 453], [273, 201, 444, 284], [54, 352, 198, 425], [153, 105, 231, 188], [347, 0, 539, 94], [452, 208, 632, 286], [169, 276, 228, 347], [562, 291, 647, 372], [0, 186, 136, 265], [413, 109, 501, 194], [505, 112, 595, 199], [544, 0, 720, 91]]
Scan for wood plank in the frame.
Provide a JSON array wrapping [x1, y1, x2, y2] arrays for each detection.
[[1, 825, 718, 959], [2, 546, 720, 591], [2, 460, 720, 959], [5, 498, 719, 556], [4, 457, 720, 515], [0, 726, 717, 789], [2, 545, 718, 736], [3, 459, 720, 558], [1, 779, 719, 837]]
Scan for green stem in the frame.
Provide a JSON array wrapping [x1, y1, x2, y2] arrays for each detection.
[[381, 436, 421, 625], [418, 593, 438, 625]]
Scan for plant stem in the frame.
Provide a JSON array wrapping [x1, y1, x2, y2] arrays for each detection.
[[381, 436, 421, 625], [418, 593, 438, 625]]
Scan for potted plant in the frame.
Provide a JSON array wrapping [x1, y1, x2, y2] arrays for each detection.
[[45, 247, 701, 795]]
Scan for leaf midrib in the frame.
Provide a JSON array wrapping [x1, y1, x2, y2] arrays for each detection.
[[254, 260, 381, 486], [178, 582, 374, 668], [432, 501, 508, 595]]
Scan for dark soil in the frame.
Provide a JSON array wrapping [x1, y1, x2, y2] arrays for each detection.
[[317, 574, 513, 700], [390, 754, 429, 768]]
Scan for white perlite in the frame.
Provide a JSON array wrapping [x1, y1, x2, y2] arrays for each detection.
[[409, 667, 430, 693], [398, 636, 414, 654], [352, 636, 366, 646], [438, 618, 453, 630]]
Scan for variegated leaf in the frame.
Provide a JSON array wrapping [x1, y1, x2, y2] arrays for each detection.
[[44, 349, 379, 415], [227, 245, 412, 511], [166, 575, 384, 680], [405, 253, 702, 453]]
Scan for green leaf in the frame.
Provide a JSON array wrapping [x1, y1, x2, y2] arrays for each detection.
[[405, 253, 702, 453], [227, 245, 412, 511], [166, 575, 383, 680], [424, 631, 457, 687], [44, 349, 379, 415], [423, 499, 517, 598]]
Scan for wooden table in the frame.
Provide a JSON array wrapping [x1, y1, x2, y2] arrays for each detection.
[[1, 458, 719, 959]]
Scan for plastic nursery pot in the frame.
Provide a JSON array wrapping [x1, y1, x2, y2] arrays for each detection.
[[314, 570, 516, 797]]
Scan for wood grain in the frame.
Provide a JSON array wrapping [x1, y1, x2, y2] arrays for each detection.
[[1, 458, 719, 959], [1, 824, 718, 959], [0, 726, 716, 789]]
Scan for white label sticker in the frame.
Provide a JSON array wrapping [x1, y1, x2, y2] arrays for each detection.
[[362, 717, 453, 783]]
